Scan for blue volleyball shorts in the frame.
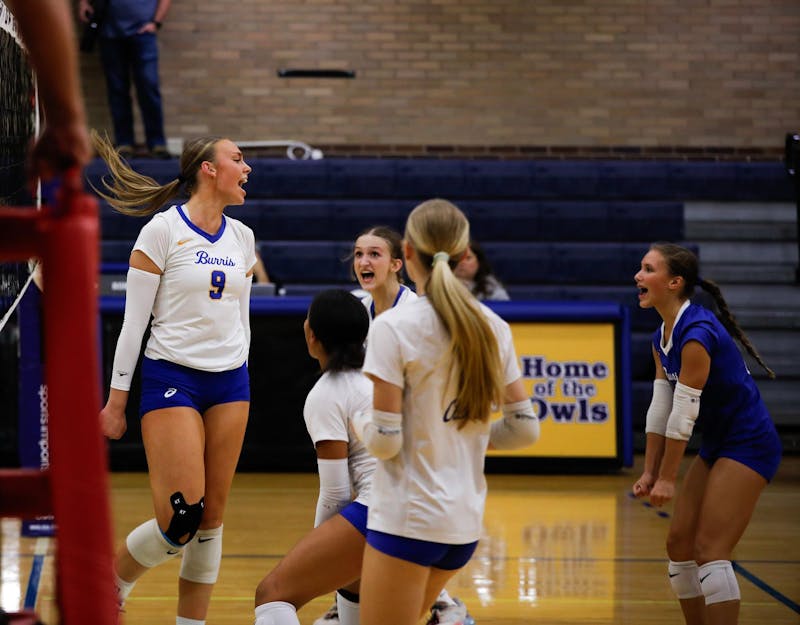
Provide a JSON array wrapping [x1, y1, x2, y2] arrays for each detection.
[[365, 528, 478, 570], [139, 357, 250, 417]]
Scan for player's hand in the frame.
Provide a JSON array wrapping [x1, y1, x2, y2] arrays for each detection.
[[100, 403, 127, 440], [28, 120, 91, 187], [649, 477, 675, 507], [137, 22, 159, 34], [632, 471, 656, 498], [78, 0, 93, 22]]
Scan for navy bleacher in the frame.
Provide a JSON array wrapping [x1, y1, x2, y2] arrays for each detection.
[[86, 156, 793, 202], [99, 198, 685, 244], [91, 156, 793, 435]]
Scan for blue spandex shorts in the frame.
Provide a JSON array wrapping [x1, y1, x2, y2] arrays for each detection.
[[366, 529, 478, 570], [340, 501, 368, 535], [699, 425, 782, 482], [139, 357, 250, 417]]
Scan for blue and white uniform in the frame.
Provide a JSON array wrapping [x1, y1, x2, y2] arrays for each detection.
[[304, 287, 416, 533], [304, 370, 375, 510], [653, 301, 781, 481], [111, 205, 257, 415], [363, 297, 521, 545], [360, 284, 417, 321], [135, 205, 255, 371]]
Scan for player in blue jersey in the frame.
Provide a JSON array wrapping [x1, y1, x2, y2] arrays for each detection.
[[92, 132, 256, 625], [631, 242, 780, 625]]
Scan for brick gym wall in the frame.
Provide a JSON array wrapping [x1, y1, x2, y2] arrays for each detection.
[[78, 0, 799, 159]]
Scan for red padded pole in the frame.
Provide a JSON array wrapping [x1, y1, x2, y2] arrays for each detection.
[[0, 469, 52, 517], [39, 173, 118, 625], [0, 207, 40, 262]]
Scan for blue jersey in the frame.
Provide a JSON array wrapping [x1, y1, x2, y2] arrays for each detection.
[[653, 303, 774, 453]]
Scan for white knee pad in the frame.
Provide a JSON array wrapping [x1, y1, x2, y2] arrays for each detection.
[[699, 560, 740, 605], [336, 591, 360, 625], [668, 560, 703, 599], [180, 525, 223, 584], [254, 601, 300, 625], [127, 518, 184, 568]]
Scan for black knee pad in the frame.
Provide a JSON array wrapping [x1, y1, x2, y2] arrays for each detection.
[[337, 588, 359, 603], [164, 492, 204, 545]]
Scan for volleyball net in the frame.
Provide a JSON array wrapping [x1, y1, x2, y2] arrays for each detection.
[[0, 1, 51, 537], [0, 0, 37, 332]]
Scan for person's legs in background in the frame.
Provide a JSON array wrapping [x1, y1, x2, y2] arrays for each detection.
[[130, 32, 167, 156], [98, 36, 135, 154]]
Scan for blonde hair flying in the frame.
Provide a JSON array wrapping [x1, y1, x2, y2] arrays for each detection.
[[89, 130, 222, 216]]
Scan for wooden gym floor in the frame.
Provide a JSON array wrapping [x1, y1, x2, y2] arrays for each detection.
[[2, 455, 798, 624]]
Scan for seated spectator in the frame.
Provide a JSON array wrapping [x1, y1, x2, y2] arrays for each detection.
[[455, 240, 510, 301], [253, 249, 271, 284]]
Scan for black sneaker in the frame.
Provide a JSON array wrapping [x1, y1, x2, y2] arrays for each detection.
[[149, 145, 171, 159]]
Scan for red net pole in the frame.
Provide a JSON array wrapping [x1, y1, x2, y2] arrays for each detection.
[[0, 172, 118, 625]]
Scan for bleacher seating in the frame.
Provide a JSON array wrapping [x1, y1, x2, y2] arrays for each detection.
[[88, 156, 795, 439]]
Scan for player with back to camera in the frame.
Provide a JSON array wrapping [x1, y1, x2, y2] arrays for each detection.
[[311, 226, 477, 625], [92, 131, 256, 625], [632, 242, 781, 625], [253, 289, 372, 625], [352, 199, 540, 625]]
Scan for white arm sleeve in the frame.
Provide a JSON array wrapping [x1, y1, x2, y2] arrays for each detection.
[[351, 408, 403, 460], [490, 398, 540, 450], [314, 458, 352, 527], [665, 382, 702, 441], [239, 274, 252, 353], [645, 379, 673, 436], [110, 268, 160, 391]]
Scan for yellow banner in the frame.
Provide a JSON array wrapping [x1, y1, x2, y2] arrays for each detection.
[[489, 322, 618, 458]]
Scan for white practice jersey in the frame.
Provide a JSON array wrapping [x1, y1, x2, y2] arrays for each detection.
[[360, 284, 417, 321], [304, 369, 376, 505], [134, 205, 256, 371], [363, 297, 521, 544]]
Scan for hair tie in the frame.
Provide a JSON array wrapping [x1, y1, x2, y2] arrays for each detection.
[[432, 251, 450, 266], [177, 173, 187, 184]]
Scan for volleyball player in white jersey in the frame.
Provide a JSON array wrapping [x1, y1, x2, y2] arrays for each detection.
[[353, 199, 540, 625], [92, 132, 255, 625], [314, 225, 474, 625], [352, 226, 417, 320], [253, 289, 373, 625]]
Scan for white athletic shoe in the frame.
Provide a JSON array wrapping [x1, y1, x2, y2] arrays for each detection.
[[425, 596, 476, 625], [312, 602, 339, 625]]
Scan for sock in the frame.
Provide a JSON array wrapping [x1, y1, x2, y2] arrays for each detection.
[[254, 601, 301, 625], [437, 588, 456, 606], [336, 591, 360, 625], [115, 573, 136, 605], [176, 617, 204, 625]]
